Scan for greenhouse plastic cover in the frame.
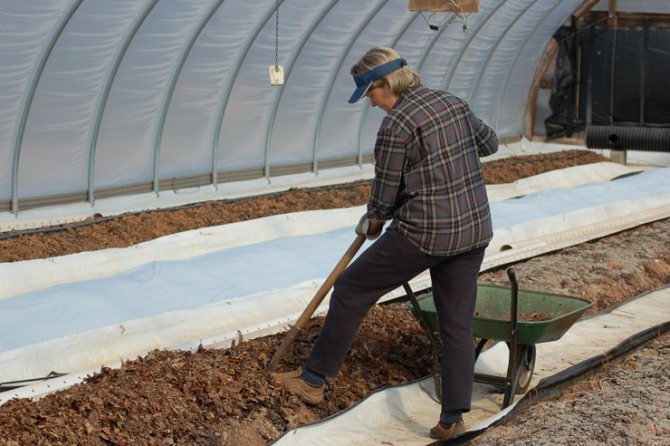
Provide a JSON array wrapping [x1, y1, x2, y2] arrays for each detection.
[[0, 0, 619, 211], [1, 163, 670, 385]]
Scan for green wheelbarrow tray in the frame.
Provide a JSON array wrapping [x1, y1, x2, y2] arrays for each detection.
[[414, 284, 593, 345], [405, 267, 592, 409]]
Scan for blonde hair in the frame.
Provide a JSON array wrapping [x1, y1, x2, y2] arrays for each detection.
[[350, 47, 421, 96]]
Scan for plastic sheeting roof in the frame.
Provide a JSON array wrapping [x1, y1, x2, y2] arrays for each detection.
[[0, 0, 592, 211]]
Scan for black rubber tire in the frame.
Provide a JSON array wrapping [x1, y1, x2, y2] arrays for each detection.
[[514, 345, 536, 394]]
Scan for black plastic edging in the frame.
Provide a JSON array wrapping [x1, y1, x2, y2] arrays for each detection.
[[0, 371, 66, 393]]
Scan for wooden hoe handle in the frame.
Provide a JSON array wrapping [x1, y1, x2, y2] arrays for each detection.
[[267, 234, 366, 372]]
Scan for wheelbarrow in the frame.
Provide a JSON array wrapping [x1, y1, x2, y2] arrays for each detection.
[[405, 267, 592, 409]]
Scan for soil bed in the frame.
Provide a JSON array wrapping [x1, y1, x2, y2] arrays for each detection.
[[0, 150, 668, 445]]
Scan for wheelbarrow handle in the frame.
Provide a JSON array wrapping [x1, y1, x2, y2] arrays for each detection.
[[503, 266, 520, 408], [506, 267, 519, 332], [267, 234, 366, 372]]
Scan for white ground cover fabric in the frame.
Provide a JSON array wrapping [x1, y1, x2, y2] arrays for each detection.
[[0, 165, 669, 386]]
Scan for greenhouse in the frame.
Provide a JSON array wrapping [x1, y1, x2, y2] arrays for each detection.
[[0, 0, 668, 444]]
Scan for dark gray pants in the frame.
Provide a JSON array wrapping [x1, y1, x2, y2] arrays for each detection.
[[305, 228, 486, 413]]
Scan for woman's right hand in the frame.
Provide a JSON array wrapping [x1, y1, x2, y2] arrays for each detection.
[[355, 214, 383, 240]]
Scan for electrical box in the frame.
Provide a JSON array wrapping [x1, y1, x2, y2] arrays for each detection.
[[269, 65, 284, 86]]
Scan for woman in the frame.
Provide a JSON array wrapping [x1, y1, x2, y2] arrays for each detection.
[[274, 47, 498, 441]]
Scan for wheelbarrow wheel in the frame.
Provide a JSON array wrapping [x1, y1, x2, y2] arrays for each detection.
[[513, 344, 536, 394]]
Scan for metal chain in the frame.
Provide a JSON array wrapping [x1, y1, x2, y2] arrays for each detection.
[[448, 0, 469, 32], [274, 0, 279, 69]]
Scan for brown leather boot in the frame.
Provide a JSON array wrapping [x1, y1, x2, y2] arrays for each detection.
[[429, 420, 466, 440], [272, 367, 325, 405]]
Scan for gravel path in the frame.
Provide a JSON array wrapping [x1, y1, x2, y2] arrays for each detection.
[[470, 333, 670, 446]]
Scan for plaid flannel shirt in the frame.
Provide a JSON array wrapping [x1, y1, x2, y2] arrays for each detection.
[[367, 85, 498, 256]]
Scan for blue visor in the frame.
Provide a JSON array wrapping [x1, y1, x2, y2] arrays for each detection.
[[348, 58, 407, 104]]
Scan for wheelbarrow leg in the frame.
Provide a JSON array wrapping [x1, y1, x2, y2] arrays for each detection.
[[502, 343, 536, 408], [402, 282, 442, 403], [502, 342, 519, 408]]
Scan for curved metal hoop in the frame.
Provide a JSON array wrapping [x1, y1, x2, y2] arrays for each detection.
[[467, 0, 538, 105], [493, 0, 561, 133], [152, 0, 225, 195], [210, 0, 287, 188], [311, 0, 391, 174], [10, 0, 84, 215], [86, 0, 158, 205], [441, 0, 506, 93]]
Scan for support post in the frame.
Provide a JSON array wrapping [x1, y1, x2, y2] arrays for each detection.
[[608, 0, 617, 28]]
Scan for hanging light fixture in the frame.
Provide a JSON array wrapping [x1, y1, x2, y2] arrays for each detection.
[[269, 0, 284, 85]]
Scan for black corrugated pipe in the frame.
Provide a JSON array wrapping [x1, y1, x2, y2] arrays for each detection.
[[586, 125, 670, 152]]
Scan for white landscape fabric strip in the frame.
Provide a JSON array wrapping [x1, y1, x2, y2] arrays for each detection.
[[0, 162, 645, 300], [0, 207, 364, 301], [485, 161, 644, 202], [0, 229, 363, 353], [272, 287, 670, 446], [0, 167, 669, 384]]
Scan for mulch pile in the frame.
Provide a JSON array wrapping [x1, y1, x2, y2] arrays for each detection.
[[0, 307, 431, 445]]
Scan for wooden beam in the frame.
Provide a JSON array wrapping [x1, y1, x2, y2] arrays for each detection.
[[608, 0, 618, 27], [574, 0, 602, 19], [408, 0, 480, 13], [525, 39, 558, 141]]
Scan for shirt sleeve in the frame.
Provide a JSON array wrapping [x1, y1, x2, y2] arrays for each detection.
[[469, 112, 499, 157], [367, 127, 407, 221]]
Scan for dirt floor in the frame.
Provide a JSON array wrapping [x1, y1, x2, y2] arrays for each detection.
[[0, 150, 668, 445]]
